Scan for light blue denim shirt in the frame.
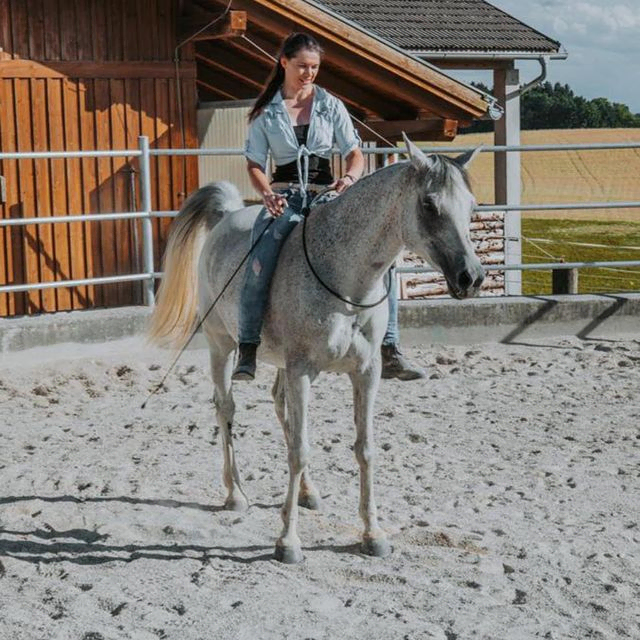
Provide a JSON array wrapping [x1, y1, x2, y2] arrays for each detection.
[[244, 85, 361, 169]]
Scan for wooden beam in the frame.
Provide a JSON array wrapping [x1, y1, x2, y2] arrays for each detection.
[[195, 35, 399, 119], [179, 10, 247, 42], [357, 119, 458, 143], [185, 2, 446, 119], [0, 60, 196, 79], [195, 49, 264, 92], [196, 78, 238, 101], [200, 0, 488, 121], [196, 61, 257, 100]]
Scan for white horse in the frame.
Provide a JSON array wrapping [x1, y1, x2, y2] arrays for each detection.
[[149, 136, 484, 563]]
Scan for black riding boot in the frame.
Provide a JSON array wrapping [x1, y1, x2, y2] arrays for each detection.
[[232, 343, 258, 381], [381, 343, 426, 380]]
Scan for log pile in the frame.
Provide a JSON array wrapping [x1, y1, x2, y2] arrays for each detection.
[[398, 211, 505, 299]]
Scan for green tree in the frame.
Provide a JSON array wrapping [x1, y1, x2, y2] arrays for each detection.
[[462, 81, 640, 132]]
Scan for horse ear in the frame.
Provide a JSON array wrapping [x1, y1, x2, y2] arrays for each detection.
[[402, 132, 436, 171], [454, 146, 483, 169]]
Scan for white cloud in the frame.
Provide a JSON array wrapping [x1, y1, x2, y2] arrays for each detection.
[[551, 2, 640, 48], [576, 2, 640, 30], [494, 0, 640, 37]]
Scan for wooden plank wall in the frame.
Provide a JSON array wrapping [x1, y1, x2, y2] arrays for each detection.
[[0, 0, 198, 316]]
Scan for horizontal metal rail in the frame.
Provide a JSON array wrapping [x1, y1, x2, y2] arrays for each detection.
[[2, 140, 638, 162], [2, 200, 638, 229], [477, 201, 640, 212], [397, 260, 640, 275], [0, 273, 151, 294], [150, 148, 245, 157], [0, 149, 141, 160], [7, 260, 640, 295], [0, 211, 148, 226], [1, 137, 639, 299], [366, 141, 640, 154], [0, 210, 179, 227]]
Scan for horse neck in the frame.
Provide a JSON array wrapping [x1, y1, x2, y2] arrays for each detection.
[[307, 164, 409, 296]]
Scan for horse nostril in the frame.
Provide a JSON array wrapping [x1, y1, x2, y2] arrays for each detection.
[[458, 270, 472, 290], [473, 274, 484, 288]]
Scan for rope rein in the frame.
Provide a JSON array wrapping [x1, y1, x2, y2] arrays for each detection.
[[302, 189, 391, 309]]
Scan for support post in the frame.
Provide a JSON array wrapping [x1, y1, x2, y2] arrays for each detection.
[[552, 268, 579, 294], [494, 64, 521, 295], [138, 135, 155, 306]]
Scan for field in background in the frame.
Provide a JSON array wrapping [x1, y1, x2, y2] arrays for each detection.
[[448, 129, 640, 294], [453, 128, 640, 222], [521, 218, 640, 294]]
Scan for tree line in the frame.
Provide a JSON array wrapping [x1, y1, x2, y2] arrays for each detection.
[[464, 81, 640, 132]]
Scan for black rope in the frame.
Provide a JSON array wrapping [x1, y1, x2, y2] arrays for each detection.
[[301, 204, 391, 309], [141, 216, 275, 409]]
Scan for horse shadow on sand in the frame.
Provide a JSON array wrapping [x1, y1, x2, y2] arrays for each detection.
[[0, 494, 360, 566]]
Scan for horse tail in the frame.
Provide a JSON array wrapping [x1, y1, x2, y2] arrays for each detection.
[[148, 181, 244, 349]]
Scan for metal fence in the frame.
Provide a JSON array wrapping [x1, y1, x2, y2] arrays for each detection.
[[1, 136, 640, 305]]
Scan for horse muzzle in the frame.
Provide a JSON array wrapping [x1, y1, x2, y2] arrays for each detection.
[[446, 266, 485, 300]]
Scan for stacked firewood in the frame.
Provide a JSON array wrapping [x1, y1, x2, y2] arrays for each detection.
[[397, 211, 505, 298]]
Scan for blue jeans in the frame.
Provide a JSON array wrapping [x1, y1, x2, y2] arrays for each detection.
[[238, 188, 400, 345]]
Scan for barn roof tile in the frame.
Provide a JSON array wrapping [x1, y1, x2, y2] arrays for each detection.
[[315, 0, 562, 55]]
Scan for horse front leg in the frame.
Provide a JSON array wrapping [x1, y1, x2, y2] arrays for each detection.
[[207, 333, 248, 511], [350, 360, 391, 557], [274, 365, 315, 564], [271, 369, 322, 511]]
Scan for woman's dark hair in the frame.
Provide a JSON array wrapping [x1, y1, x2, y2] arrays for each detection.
[[248, 32, 323, 122]]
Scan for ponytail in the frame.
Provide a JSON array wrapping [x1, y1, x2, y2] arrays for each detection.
[[248, 64, 285, 122], [248, 32, 324, 122]]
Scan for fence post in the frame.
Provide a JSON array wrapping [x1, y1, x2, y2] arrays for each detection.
[[552, 267, 579, 294], [138, 135, 155, 306]]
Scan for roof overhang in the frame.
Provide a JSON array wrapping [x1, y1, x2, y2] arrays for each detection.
[[181, 0, 499, 141]]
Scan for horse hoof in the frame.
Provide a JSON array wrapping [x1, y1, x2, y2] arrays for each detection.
[[224, 494, 248, 511], [360, 536, 392, 558], [274, 542, 304, 564], [298, 493, 322, 511]]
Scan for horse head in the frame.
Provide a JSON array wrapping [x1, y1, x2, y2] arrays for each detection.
[[401, 133, 485, 300]]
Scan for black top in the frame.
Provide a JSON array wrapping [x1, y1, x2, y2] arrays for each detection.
[[271, 124, 333, 185]]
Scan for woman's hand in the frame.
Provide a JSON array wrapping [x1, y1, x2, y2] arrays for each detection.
[[332, 173, 357, 194], [262, 191, 288, 217]]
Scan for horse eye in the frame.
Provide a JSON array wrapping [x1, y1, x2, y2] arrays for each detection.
[[421, 196, 437, 212]]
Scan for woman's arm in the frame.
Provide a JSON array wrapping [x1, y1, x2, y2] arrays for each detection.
[[333, 147, 365, 193], [247, 160, 287, 217]]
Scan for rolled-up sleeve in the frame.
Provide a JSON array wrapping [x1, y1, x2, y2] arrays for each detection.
[[244, 116, 269, 168], [333, 99, 361, 157]]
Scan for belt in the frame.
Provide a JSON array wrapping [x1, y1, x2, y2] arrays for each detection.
[[270, 182, 330, 195]]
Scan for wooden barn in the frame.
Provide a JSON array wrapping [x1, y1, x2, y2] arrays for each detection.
[[0, 0, 499, 317]]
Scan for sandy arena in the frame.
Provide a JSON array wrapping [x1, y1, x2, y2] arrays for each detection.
[[1, 334, 639, 639]]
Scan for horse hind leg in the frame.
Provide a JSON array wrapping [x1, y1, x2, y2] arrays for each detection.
[[208, 332, 249, 511], [272, 369, 321, 511]]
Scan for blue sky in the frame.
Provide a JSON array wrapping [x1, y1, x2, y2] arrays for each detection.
[[455, 0, 640, 113]]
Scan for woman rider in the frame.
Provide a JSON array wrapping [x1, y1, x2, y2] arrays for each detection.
[[233, 32, 425, 382]]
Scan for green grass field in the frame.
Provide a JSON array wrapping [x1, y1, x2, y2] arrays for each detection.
[[521, 218, 640, 295]]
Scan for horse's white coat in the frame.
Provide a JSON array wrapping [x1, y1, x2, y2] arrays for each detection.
[[149, 137, 484, 562]]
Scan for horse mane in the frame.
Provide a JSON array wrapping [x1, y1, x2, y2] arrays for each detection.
[[351, 153, 473, 196]]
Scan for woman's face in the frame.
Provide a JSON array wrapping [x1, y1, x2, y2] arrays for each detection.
[[281, 48, 321, 91]]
